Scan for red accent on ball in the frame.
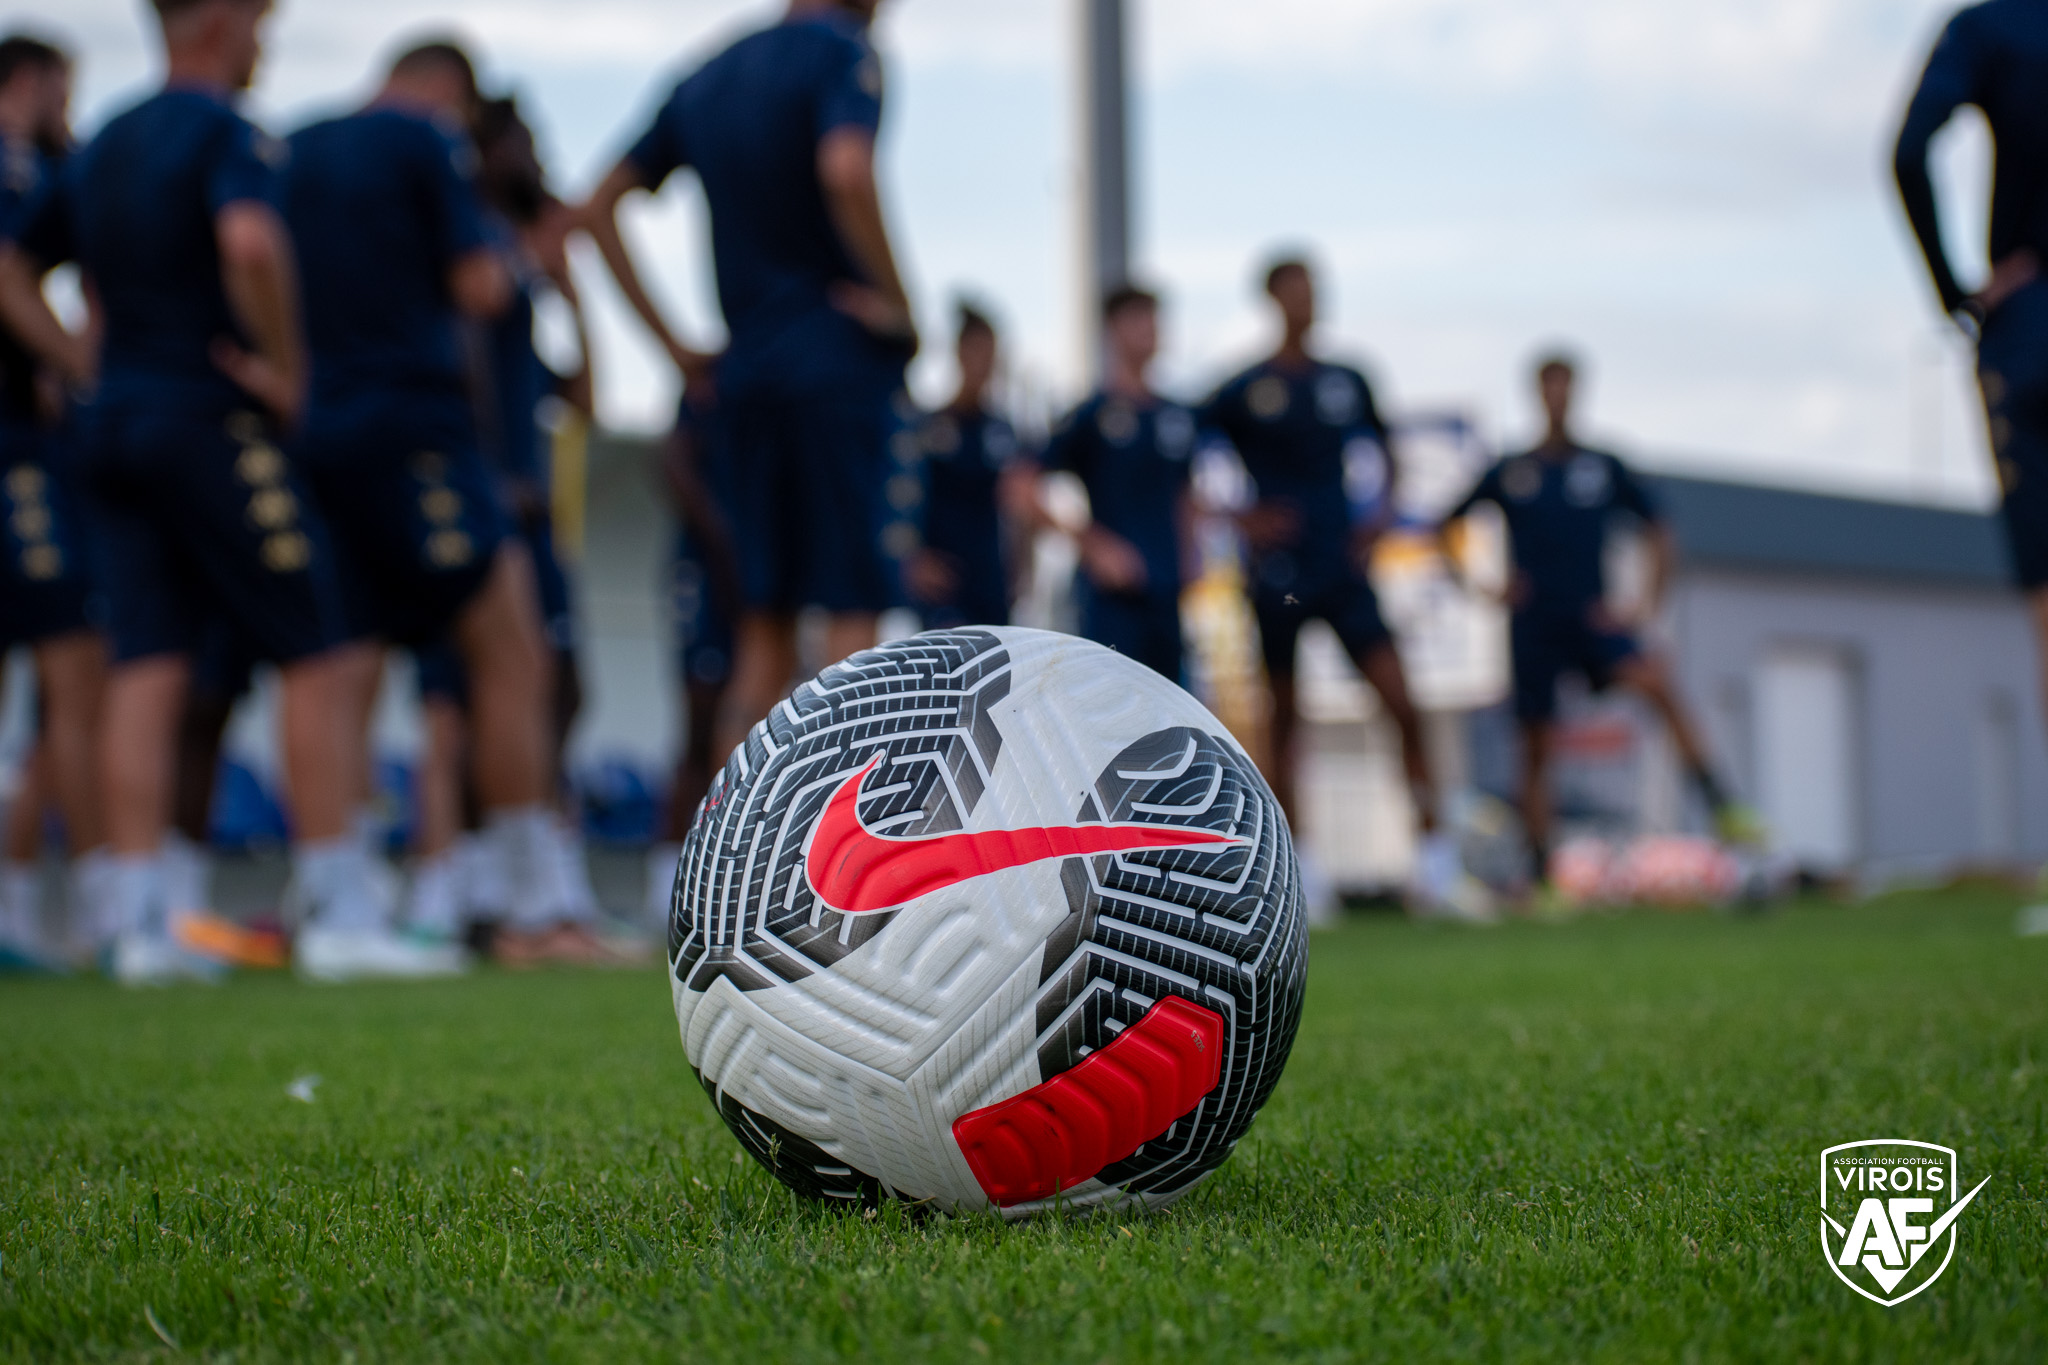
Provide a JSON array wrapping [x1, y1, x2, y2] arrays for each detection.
[[952, 996, 1225, 1207]]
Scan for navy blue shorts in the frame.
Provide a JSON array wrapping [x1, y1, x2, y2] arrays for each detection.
[[724, 384, 913, 614], [413, 508, 575, 705], [299, 392, 506, 647], [1510, 607, 1641, 723], [1979, 278, 2048, 590], [1079, 584, 1184, 684], [672, 528, 735, 689], [76, 404, 346, 666], [0, 423, 95, 649], [1249, 552, 1393, 679], [191, 616, 260, 703]]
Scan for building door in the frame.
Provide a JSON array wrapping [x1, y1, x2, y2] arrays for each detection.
[[1755, 645, 1859, 870]]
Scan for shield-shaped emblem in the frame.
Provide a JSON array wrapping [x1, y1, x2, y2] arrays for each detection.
[[1820, 1139, 1989, 1306]]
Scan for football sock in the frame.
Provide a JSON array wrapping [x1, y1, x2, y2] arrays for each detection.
[[646, 842, 683, 930], [291, 836, 384, 933], [1, 861, 38, 942], [488, 805, 563, 931], [103, 853, 166, 939]]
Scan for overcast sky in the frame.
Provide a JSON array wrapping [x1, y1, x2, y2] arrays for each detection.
[[9, 0, 2002, 505]]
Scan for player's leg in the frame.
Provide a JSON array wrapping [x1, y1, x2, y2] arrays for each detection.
[[1250, 587, 1307, 821], [0, 736, 50, 966], [651, 534, 737, 927], [404, 645, 469, 943], [716, 613, 801, 760], [1508, 611, 1564, 884], [165, 647, 244, 920], [2032, 588, 2048, 741], [1519, 716, 1558, 880], [713, 394, 804, 758], [1608, 647, 1747, 838], [34, 630, 107, 858]]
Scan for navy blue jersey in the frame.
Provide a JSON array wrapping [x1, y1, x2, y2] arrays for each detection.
[[1199, 358, 1387, 568], [285, 108, 491, 404], [1896, 0, 2048, 314], [19, 89, 284, 411], [0, 139, 59, 423], [1044, 393, 1197, 600], [919, 406, 1019, 618], [1446, 446, 1660, 611], [623, 12, 901, 392], [921, 407, 1017, 561]]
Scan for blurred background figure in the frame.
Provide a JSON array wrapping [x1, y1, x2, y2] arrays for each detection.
[[581, 0, 918, 764], [908, 301, 1031, 631], [1198, 256, 1479, 919], [1440, 355, 1751, 891], [1894, 0, 2048, 908], [0, 32, 108, 969], [286, 38, 565, 978], [1039, 284, 1196, 682]]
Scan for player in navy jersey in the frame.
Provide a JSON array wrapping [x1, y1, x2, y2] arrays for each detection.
[[911, 303, 1028, 630], [580, 0, 918, 760], [0, 0, 401, 984], [1895, 2, 2048, 775], [1041, 285, 1197, 682], [400, 92, 615, 960], [0, 34, 109, 967], [1199, 258, 1475, 914], [285, 42, 588, 973], [1441, 356, 1746, 884]]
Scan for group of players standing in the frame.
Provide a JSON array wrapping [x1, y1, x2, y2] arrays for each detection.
[[9, 0, 2036, 982], [0, 4, 618, 982]]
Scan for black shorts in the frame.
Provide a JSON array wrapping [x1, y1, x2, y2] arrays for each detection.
[[1979, 278, 2048, 589], [1510, 606, 1641, 723], [725, 383, 914, 615], [0, 423, 95, 650], [300, 391, 507, 647], [1249, 554, 1393, 679], [77, 403, 346, 666]]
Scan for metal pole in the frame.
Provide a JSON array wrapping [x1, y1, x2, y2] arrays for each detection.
[[1080, 0, 1130, 377]]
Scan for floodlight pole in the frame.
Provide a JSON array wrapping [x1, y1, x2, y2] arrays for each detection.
[[1080, 0, 1131, 379]]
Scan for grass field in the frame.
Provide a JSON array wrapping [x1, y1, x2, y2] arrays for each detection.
[[3, 889, 2044, 1363]]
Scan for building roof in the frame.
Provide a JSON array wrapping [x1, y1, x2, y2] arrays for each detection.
[[1647, 474, 2013, 589]]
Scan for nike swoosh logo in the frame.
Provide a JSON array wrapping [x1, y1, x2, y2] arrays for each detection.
[[806, 755, 1246, 915]]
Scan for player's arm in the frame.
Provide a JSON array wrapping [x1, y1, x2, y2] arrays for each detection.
[[212, 201, 307, 427], [1614, 460, 1672, 621], [0, 245, 92, 388], [450, 247, 512, 321], [1435, 473, 1493, 594], [1892, 16, 2017, 325], [818, 127, 916, 352], [534, 208, 596, 419], [579, 160, 714, 382]]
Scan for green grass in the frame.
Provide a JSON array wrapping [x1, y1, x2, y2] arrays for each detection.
[[2, 891, 2044, 1363]]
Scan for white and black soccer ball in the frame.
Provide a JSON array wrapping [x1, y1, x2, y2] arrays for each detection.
[[666, 628, 1307, 1216]]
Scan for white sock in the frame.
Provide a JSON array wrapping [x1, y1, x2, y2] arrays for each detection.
[[488, 804, 563, 931], [104, 853, 167, 939], [405, 849, 462, 937], [291, 836, 384, 934], [161, 832, 214, 914], [1, 860, 39, 943], [351, 805, 385, 857]]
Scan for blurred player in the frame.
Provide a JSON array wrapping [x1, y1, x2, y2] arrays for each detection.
[[1440, 355, 1747, 886], [582, 0, 918, 759], [1040, 285, 1196, 681], [402, 93, 614, 963], [1894, 3, 2048, 819], [0, 34, 109, 968], [285, 41, 564, 977], [645, 384, 739, 928], [1200, 258, 1471, 913], [0, 0, 375, 983], [910, 302, 1030, 629]]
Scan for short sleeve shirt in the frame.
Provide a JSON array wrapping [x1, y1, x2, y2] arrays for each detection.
[[285, 107, 492, 403], [1199, 358, 1387, 573], [20, 89, 286, 410], [1044, 393, 1197, 601], [0, 139, 57, 423], [920, 407, 1020, 583], [1446, 445, 1661, 611], [621, 13, 896, 390]]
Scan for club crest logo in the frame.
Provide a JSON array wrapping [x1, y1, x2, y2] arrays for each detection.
[[1820, 1140, 1989, 1306]]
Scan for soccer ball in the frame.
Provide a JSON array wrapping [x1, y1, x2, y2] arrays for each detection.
[[665, 627, 1308, 1216]]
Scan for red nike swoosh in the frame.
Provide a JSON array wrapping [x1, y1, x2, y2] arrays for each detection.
[[806, 755, 1246, 915]]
